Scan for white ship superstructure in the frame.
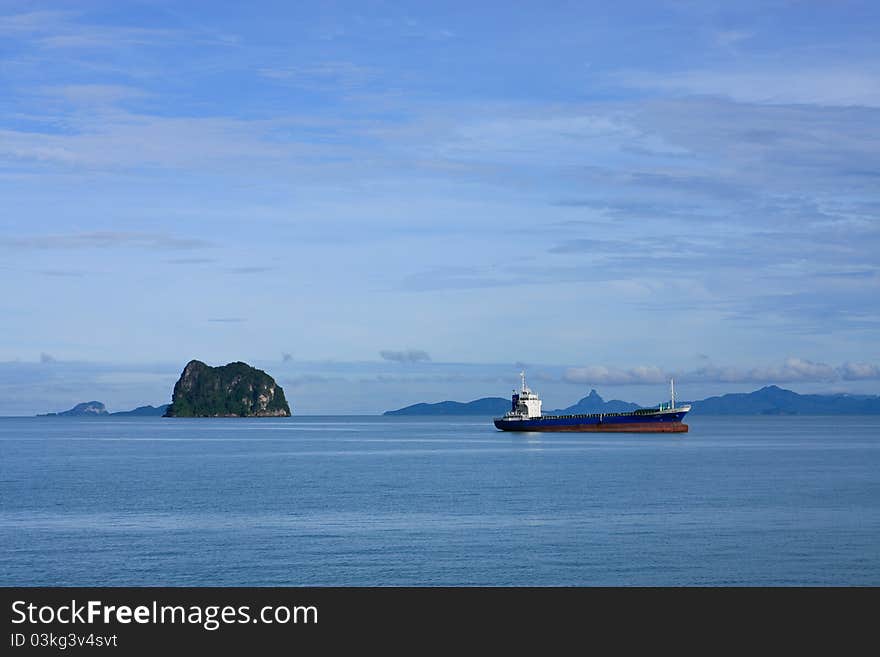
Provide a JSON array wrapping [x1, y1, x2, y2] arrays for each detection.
[[505, 371, 542, 419]]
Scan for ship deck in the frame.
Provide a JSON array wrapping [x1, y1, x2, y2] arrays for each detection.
[[533, 407, 671, 420]]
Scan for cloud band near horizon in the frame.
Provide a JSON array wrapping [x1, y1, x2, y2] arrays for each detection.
[[562, 358, 880, 386]]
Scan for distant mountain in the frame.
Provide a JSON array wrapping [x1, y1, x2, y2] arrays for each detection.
[[547, 389, 640, 414], [384, 385, 880, 416], [38, 401, 108, 417], [385, 390, 640, 417], [37, 402, 170, 417], [110, 404, 170, 417], [384, 397, 510, 416], [691, 385, 880, 415]]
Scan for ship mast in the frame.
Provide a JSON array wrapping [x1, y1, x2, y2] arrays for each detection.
[[520, 370, 527, 392], [670, 378, 675, 410]]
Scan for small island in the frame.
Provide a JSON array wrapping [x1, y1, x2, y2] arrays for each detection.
[[37, 401, 109, 417], [163, 360, 291, 417], [384, 397, 510, 416]]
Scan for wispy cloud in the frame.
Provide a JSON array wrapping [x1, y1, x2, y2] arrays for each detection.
[[0, 115, 310, 170], [0, 9, 233, 51], [258, 61, 377, 91], [2, 232, 211, 250], [400, 266, 509, 292], [363, 373, 507, 385], [44, 83, 149, 106], [562, 358, 880, 386], [429, 113, 688, 167], [617, 67, 880, 107], [380, 349, 431, 363], [280, 374, 338, 388], [0, 10, 76, 35], [226, 266, 275, 274], [164, 257, 215, 265], [713, 30, 754, 49], [37, 269, 87, 277]]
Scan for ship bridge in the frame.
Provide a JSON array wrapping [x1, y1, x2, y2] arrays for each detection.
[[508, 371, 542, 419]]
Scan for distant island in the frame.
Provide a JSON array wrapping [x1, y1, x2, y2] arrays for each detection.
[[112, 404, 170, 417], [692, 385, 880, 415], [34, 360, 291, 418], [384, 385, 880, 416], [384, 397, 511, 416], [163, 360, 291, 417], [38, 401, 170, 417], [38, 401, 110, 417]]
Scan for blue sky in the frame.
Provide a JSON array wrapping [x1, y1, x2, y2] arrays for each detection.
[[1, 0, 879, 414]]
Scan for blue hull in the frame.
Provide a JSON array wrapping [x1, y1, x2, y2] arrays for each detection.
[[494, 409, 689, 432]]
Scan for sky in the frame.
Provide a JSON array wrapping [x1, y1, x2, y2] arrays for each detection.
[[1, 0, 879, 414]]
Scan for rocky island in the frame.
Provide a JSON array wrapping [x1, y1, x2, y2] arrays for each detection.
[[163, 360, 291, 417], [38, 401, 109, 417]]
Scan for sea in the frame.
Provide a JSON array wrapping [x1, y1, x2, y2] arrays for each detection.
[[1, 415, 878, 586]]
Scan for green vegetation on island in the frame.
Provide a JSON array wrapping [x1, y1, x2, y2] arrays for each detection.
[[163, 360, 291, 417]]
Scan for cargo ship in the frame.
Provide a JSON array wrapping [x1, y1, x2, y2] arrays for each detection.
[[493, 372, 690, 432]]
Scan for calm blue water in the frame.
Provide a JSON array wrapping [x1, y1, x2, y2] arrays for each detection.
[[1, 415, 878, 586]]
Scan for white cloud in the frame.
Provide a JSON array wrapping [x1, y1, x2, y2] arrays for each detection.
[[562, 358, 880, 386], [563, 365, 667, 385], [756, 357, 838, 381], [839, 362, 880, 380]]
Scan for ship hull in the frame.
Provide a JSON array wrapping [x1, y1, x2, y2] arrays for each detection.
[[493, 410, 689, 433]]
